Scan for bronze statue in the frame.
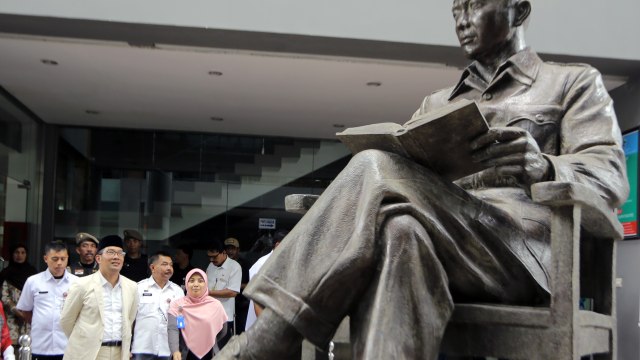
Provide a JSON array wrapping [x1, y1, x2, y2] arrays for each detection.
[[217, 0, 629, 359]]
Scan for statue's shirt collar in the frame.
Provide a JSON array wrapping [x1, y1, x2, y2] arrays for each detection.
[[449, 47, 542, 101]]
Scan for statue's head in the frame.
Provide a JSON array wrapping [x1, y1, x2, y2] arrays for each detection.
[[452, 0, 531, 63]]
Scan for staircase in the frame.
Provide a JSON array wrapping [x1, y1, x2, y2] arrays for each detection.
[[138, 139, 348, 240]]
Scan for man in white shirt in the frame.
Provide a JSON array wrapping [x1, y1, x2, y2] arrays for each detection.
[[16, 242, 78, 360], [206, 240, 242, 349], [131, 251, 183, 360], [244, 231, 287, 330], [60, 235, 138, 360]]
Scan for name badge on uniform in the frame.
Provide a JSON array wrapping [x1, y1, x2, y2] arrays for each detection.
[[140, 291, 154, 304], [74, 269, 84, 275]]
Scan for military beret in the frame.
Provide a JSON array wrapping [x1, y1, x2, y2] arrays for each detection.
[[75, 232, 99, 246], [123, 229, 143, 242]]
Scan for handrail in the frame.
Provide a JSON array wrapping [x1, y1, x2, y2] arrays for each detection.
[[18, 334, 31, 360]]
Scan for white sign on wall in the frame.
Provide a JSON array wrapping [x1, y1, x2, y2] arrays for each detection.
[[259, 218, 276, 229]]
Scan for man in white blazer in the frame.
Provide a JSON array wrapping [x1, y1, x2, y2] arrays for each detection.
[[61, 235, 139, 360]]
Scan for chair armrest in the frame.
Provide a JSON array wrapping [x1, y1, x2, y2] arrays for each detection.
[[285, 194, 320, 214], [531, 181, 623, 240]]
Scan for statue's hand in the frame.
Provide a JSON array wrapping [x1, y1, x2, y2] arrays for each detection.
[[470, 127, 550, 187]]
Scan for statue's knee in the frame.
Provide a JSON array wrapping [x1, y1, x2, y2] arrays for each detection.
[[384, 214, 422, 237], [351, 149, 394, 167], [382, 215, 434, 258]]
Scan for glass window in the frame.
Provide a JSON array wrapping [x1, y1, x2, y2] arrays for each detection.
[[55, 127, 350, 268], [0, 89, 43, 263]]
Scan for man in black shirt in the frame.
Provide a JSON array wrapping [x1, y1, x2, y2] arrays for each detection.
[[169, 245, 194, 292], [120, 229, 148, 282]]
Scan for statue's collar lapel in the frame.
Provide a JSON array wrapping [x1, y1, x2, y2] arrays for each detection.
[[449, 47, 542, 101]]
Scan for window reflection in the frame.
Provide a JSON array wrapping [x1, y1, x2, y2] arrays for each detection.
[[55, 127, 350, 260]]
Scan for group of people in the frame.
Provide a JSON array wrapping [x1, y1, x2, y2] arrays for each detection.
[[0, 229, 272, 360], [67, 230, 151, 282]]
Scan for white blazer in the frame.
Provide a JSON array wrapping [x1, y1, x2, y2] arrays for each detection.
[[60, 272, 138, 360]]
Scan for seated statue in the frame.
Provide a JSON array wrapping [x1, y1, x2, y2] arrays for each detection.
[[217, 0, 629, 359]]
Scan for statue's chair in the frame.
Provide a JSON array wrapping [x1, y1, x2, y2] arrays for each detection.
[[285, 181, 622, 360]]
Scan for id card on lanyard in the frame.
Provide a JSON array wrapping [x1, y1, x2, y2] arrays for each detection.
[[177, 306, 185, 329]]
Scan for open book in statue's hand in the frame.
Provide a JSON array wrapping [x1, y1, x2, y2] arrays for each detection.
[[336, 99, 490, 181]]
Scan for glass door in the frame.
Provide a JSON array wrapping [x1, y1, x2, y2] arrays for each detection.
[[0, 89, 42, 268], [0, 168, 31, 268]]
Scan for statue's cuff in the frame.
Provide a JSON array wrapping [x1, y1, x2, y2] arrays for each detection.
[[244, 273, 336, 349]]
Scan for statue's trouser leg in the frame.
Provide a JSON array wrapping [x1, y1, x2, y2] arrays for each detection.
[[244, 150, 546, 357], [350, 214, 452, 360]]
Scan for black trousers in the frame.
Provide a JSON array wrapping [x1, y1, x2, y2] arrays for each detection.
[[216, 321, 234, 349]]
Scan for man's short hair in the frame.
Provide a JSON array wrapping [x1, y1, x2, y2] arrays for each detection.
[[207, 240, 225, 254], [44, 241, 68, 255], [177, 246, 193, 260], [148, 251, 172, 266]]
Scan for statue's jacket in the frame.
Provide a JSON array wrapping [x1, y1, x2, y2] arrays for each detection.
[[413, 47, 629, 292]]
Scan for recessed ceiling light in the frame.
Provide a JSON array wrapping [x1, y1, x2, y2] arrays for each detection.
[[41, 59, 58, 66], [208, 71, 223, 76], [85, 110, 101, 115], [366, 81, 382, 87], [210, 117, 224, 121], [333, 124, 345, 128]]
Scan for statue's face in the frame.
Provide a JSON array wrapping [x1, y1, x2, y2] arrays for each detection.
[[452, 0, 515, 61]]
